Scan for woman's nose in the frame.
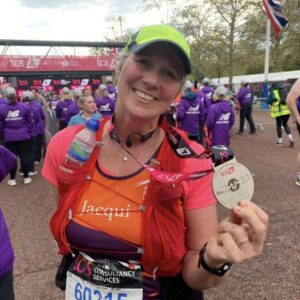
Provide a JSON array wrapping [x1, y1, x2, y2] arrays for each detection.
[[141, 68, 160, 89]]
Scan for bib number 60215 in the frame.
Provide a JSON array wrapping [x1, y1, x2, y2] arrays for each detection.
[[74, 282, 127, 300]]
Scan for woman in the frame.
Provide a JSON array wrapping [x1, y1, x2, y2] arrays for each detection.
[[267, 82, 294, 147], [42, 24, 268, 299], [0, 87, 33, 185], [206, 85, 235, 146], [68, 95, 101, 126]]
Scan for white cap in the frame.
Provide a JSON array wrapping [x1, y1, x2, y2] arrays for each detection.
[[183, 80, 193, 90], [104, 76, 113, 84], [62, 87, 70, 94], [5, 87, 16, 97], [99, 84, 107, 90], [202, 77, 210, 84], [215, 85, 227, 97], [22, 91, 34, 100], [73, 89, 83, 97], [241, 80, 247, 85]]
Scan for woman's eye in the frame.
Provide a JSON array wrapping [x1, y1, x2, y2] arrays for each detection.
[[161, 69, 177, 80], [135, 58, 151, 68]]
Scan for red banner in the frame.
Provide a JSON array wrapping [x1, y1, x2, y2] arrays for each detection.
[[0, 55, 117, 72]]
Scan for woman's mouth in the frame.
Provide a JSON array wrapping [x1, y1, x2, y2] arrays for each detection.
[[134, 89, 157, 101]]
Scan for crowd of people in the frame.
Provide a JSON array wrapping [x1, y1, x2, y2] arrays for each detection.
[[1, 22, 300, 300], [0, 78, 117, 186]]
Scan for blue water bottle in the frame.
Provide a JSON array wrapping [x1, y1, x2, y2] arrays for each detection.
[[65, 119, 100, 165]]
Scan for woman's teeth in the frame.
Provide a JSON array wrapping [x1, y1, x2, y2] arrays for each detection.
[[135, 90, 155, 101]]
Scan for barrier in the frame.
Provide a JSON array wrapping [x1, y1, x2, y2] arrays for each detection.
[[234, 99, 294, 132]]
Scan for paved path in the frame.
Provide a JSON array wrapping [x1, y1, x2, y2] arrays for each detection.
[[0, 123, 299, 300]]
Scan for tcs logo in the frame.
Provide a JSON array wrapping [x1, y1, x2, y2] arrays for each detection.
[[10, 59, 25, 68]]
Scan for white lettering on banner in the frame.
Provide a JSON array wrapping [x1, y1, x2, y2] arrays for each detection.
[[110, 58, 117, 69], [10, 59, 25, 68], [81, 79, 89, 85], [26, 56, 41, 69], [61, 60, 70, 67], [80, 200, 131, 221], [43, 79, 51, 86], [97, 58, 110, 67]]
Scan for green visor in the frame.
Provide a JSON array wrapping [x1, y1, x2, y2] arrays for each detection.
[[125, 24, 192, 75]]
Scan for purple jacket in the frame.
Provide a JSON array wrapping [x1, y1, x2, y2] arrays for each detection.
[[0, 209, 14, 278], [30, 102, 45, 135], [237, 86, 252, 105], [0, 98, 7, 106], [206, 100, 235, 146], [198, 85, 214, 115], [0, 146, 16, 277], [0, 102, 32, 142], [176, 93, 204, 135], [95, 96, 115, 117], [55, 99, 79, 125]]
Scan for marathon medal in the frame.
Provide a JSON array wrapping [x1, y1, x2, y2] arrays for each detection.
[[212, 157, 254, 209]]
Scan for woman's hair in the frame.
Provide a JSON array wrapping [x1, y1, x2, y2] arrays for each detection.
[[78, 95, 92, 108]]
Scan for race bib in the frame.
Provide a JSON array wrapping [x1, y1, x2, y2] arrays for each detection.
[[66, 254, 143, 300]]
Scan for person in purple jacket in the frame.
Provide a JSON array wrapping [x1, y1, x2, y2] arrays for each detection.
[[236, 80, 256, 134], [21, 91, 38, 176], [198, 78, 214, 118], [206, 86, 235, 146], [22, 91, 45, 172], [176, 85, 204, 142], [197, 78, 214, 145], [55, 87, 79, 130], [0, 87, 33, 185], [0, 145, 16, 300], [95, 84, 115, 118], [0, 92, 7, 145]]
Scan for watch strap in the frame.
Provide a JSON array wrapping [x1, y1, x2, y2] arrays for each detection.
[[198, 243, 232, 276]]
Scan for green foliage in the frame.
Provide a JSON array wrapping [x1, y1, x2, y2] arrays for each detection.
[[141, 0, 300, 80]]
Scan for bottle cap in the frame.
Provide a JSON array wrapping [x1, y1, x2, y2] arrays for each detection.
[[86, 119, 100, 132]]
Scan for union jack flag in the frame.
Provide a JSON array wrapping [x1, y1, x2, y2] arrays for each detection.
[[263, 0, 288, 38]]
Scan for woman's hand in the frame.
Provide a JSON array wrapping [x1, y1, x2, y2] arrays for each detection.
[[204, 200, 269, 268]]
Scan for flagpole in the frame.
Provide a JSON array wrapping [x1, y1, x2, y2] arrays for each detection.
[[262, 19, 271, 109]]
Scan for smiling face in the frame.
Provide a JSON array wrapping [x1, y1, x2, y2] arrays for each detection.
[[115, 42, 184, 123]]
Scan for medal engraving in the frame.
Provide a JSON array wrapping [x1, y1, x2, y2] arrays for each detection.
[[212, 158, 254, 209]]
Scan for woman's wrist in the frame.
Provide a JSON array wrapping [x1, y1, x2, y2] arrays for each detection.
[[198, 243, 232, 276]]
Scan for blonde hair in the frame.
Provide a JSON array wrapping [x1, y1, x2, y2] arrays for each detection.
[[78, 95, 94, 108]]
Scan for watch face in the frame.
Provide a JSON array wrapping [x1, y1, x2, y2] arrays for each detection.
[[212, 160, 254, 209]]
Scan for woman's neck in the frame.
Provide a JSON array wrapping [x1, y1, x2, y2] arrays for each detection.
[[82, 111, 93, 119]]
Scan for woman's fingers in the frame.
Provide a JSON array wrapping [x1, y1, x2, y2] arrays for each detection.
[[232, 202, 268, 252]]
